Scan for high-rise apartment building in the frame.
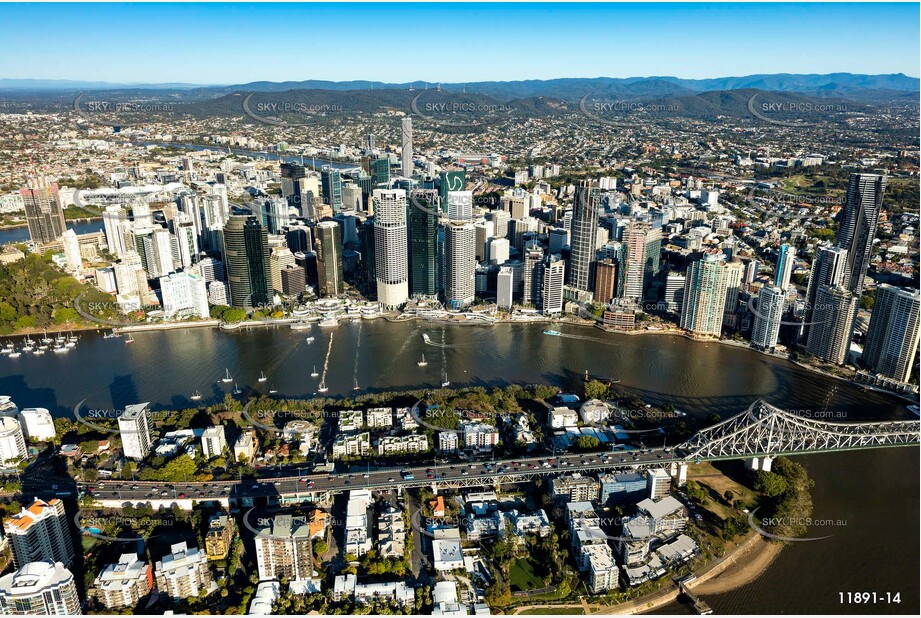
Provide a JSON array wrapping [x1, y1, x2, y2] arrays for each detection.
[[3, 499, 74, 568], [373, 189, 409, 308], [401, 117, 413, 178], [568, 181, 600, 292], [835, 173, 886, 297], [118, 402, 152, 461], [254, 514, 314, 584], [222, 215, 271, 310], [444, 222, 476, 310], [21, 179, 65, 244], [680, 254, 732, 337], [0, 562, 80, 616], [805, 285, 858, 364], [751, 284, 785, 351], [774, 244, 795, 291], [862, 285, 920, 383]]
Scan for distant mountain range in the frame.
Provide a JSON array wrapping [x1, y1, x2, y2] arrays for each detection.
[[1, 73, 917, 101]]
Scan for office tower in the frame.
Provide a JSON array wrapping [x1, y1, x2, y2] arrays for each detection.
[[474, 220, 494, 262], [486, 209, 510, 238], [497, 266, 514, 310], [805, 285, 858, 364], [154, 543, 214, 602], [438, 170, 466, 206], [255, 514, 314, 583], [114, 252, 146, 300], [0, 562, 80, 616], [280, 265, 306, 296], [642, 225, 663, 300], [315, 221, 344, 297], [269, 246, 296, 293], [3, 499, 74, 569], [723, 259, 746, 330], [508, 216, 538, 253], [200, 425, 227, 460], [568, 180, 600, 292], [663, 273, 685, 312], [118, 403, 152, 461], [803, 245, 848, 341], [174, 217, 199, 269], [401, 117, 413, 177], [835, 173, 886, 296], [549, 227, 569, 254], [621, 221, 647, 302], [743, 260, 760, 285], [488, 237, 510, 264], [341, 183, 362, 212], [373, 189, 409, 308], [444, 221, 476, 309], [0, 417, 25, 464], [21, 179, 65, 244], [61, 230, 81, 273], [774, 244, 795, 291], [447, 191, 473, 221], [94, 553, 152, 610], [646, 469, 671, 500], [280, 162, 307, 211], [198, 256, 225, 283], [751, 284, 785, 350], [409, 190, 439, 298], [201, 194, 227, 251], [541, 254, 566, 315], [680, 254, 732, 337], [103, 205, 129, 256], [370, 156, 390, 188], [321, 167, 343, 212], [223, 215, 271, 309], [264, 198, 290, 235], [285, 226, 312, 254], [333, 211, 359, 247], [366, 133, 375, 153], [593, 259, 617, 304], [160, 272, 209, 319], [862, 285, 920, 383], [522, 242, 545, 307], [507, 195, 528, 220]]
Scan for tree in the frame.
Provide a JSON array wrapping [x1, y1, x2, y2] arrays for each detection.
[[584, 379, 608, 401], [753, 471, 787, 497]]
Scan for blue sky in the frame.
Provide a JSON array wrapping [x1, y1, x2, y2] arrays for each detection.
[[1, 3, 918, 84]]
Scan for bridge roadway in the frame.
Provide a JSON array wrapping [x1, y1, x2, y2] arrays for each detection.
[[37, 448, 684, 505]]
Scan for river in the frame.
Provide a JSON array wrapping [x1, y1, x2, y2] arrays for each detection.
[[0, 320, 916, 613], [0, 219, 104, 245]]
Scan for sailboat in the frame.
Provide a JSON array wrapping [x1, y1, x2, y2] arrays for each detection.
[[221, 369, 233, 383], [7, 349, 21, 359], [441, 369, 450, 388], [417, 354, 428, 367], [125, 334, 135, 343], [353, 377, 360, 391], [40, 331, 53, 345], [311, 365, 319, 377], [22, 337, 34, 352], [232, 383, 242, 395], [190, 390, 202, 401], [317, 380, 328, 393], [258, 371, 268, 382]]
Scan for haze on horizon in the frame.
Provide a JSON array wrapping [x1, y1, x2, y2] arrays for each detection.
[[0, 2, 918, 84]]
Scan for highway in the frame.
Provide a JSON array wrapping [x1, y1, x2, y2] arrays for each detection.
[[23, 447, 684, 505]]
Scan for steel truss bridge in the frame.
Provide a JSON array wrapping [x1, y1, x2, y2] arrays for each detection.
[[676, 400, 920, 461]]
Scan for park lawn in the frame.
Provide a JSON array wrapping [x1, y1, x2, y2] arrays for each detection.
[[687, 462, 758, 521], [509, 557, 545, 592]]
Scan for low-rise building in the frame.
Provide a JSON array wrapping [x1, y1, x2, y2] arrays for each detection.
[[365, 407, 393, 429], [432, 580, 467, 616], [636, 496, 688, 535], [344, 490, 373, 557], [0, 561, 81, 616], [579, 400, 610, 424], [462, 422, 499, 450], [438, 431, 460, 453], [430, 527, 463, 571], [332, 432, 371, 459], [205, 515, 234, 561], [551, 474, 600, 502], [549, 406, 578, 428], [376, 434, 428, 455], [377, 506, 405, 558], [395, 407, 418, 430], [332, 574, 415, 606], [201, 426, 227, 460], [233, 431, 258, 462], [599, 473, 647, 505]]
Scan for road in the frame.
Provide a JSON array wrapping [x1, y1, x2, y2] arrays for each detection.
[[25, 448, 685, 505]]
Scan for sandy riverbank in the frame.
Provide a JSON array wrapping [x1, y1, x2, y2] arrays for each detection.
[[691, 535, 784, 596]]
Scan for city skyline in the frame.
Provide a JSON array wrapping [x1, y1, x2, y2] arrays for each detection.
[[0, 3, 918, 84]]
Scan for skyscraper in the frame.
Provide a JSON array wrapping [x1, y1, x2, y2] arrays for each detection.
[[541, 254, 566, 315], [621, 221, 648, 302], [751, 284, 785, 351], [568, 180, 600, 292], [222, 215, 271, 309], [321, 167, 343, 212], [0, 561, 81, 616], [805, 285, 858, 365], [803, 245, 848, 342], [409, 190, 439, 298], [446, 191, 473, 221], [835, 173, 886, 297], [372, 189, 409, 308], [118, 402, 152, 461], [280, 162, 307, 212], [862, 284, 920, 383], [401, 117, 413, 178], [21, 179, 65, 244], [774, 244, 795, 291], [593, 259, 617, 304], [680, 254, 732, 337], [315, 221, 344, 297], [3, 499, 74, 568], [444, 221, 476, 310], [522, 242, 545, 307]]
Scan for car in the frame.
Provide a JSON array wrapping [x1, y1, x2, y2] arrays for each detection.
[[388, 478, 394, 482], [363, 473, 369, 478], [131, 484, 139, 490], [274, 481, 281, 486], [178, 492, 187, 498], [462, 470, 469, 475], [146, 493, 153, 498], [427, 474, 434, 479], [528, 464, 536, 469], [223, 486, 231, 492], [299, 478, 307, 483], [307, 481, 316, 488], [343, 480, 350, 485], [161, 491, 169, 496]]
